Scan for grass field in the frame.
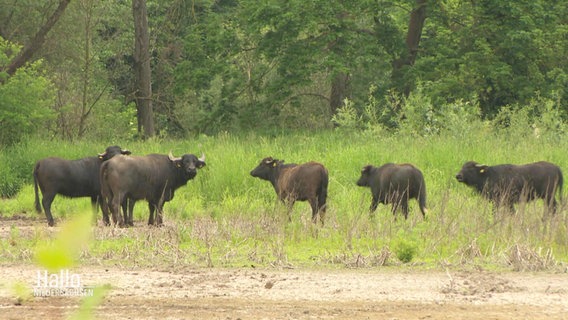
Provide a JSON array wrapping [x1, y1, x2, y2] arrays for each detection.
[[1, 129, 567, 270]]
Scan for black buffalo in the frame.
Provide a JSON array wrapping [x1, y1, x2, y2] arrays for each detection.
[[456, 161, 563, 214], [356, 163, 427, 219], [33, 145, 131, 226], [100, 152, 206, 226], [250, 157, 328, 224]]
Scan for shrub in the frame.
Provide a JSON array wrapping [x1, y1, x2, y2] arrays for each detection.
[[0, 37, 55, 147], [331, 98, 364, 131], [392, 231, 419, 264]]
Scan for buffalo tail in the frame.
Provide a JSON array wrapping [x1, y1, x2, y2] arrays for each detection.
[[33, 163, 42, 213]]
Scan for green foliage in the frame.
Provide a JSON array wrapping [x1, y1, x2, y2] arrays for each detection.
[[3, 0, 567, 138], [68, 285, 110, 320], [2, 119, 568, 270], [331, 99, 363, 131], [10, 281, 32, 305], [0, 140, 51, 197], [1, 0, 568, 272], [333, 84, 485, 139], [35, 212, 92, 272], [393, 235, 418, 264], [492, 95, 566, 142], [417, 0, 567, 116], [0, 37, 55, 147]]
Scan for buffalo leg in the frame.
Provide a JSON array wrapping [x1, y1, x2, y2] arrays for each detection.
[[125, 199, 136, 227], [148, 202, 164, 226], [318, 203, 327, 226], [119, 199, 133, 227], [309, 199, 318, 224], [156, 203, 164, 226], [90, 196, 99, 224], [400, 200, 409, 220], [110, 195, 124, 227], [390, 198, 402, 220], [546, 196, 558, 216], [148, 202, 156, 225], [286, 200, 295, 222], [99, 195, 111, 226], [507, 202, 516, 214], [41, 193, 56, 227], [369, 196, 379, 214], [90, 196, 98, 212]]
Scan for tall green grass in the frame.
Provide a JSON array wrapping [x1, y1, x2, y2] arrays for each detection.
[[1, 129, 567, 270]]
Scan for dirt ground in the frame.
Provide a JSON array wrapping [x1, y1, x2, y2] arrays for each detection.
[[1, 264, 567, 319], [1, 217, 568, 319]]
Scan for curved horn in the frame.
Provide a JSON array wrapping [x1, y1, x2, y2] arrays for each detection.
[[168, 151, 181, 161], [198, 152, 205, 162]]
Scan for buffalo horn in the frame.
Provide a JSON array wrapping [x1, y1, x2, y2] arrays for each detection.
[[168, 151, 181, 162], [198, 153, 206, 162]]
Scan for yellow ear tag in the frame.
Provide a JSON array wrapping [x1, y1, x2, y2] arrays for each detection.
[[479, 169, 485, 173], [176, 162, 182, 168], [272, 162, 277, 167]]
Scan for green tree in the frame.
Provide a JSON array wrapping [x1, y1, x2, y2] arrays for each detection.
[[414, 0, 568, 116], [0, 38, 55, 146]]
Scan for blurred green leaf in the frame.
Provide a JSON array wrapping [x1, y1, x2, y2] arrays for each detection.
[[34, 212, 92, 272]]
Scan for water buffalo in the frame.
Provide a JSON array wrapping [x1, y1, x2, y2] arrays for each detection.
[[356, 163, 427, 219], [250, 157, 328, 224], [456, 161, 563, 214], [100, 152, 206, 226], [33, 145, 131, 226]]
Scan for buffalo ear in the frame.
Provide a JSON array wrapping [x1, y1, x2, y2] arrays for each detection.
[[122, 149, 132, 155], [477, 165, 489, 174], [197, 161, 206, 169]]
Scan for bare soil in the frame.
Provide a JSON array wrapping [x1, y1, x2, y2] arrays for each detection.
[[1, 217, 567, 319], [1, 264, 568, 319]]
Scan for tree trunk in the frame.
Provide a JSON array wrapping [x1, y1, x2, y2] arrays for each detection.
[[132, 0, 155, 138], [392, 0, 427, 96], [330, 73, 350, 117], [78, 1, 93, 138], [0, 0, 71, 83]]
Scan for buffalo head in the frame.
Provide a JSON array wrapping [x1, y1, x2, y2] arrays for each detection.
[[456, 161, 488, 184], [356, 165, 374, 187], [250, 157, 285, 180], [99, 145, 131, 161], [168, 151, 206, 179]]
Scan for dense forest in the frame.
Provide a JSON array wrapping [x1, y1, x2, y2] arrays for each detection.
[[0, 0, 567, 145]]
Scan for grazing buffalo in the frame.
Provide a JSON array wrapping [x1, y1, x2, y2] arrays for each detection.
[[250, 157, 328, 224], [456, 161, 563, 214], [100, 152, 206, 226], [356, 163, 427, 219], [33, 146, 131, 226]]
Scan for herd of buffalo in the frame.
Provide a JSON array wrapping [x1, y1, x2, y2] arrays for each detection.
[[32, 145, 564, 227]]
